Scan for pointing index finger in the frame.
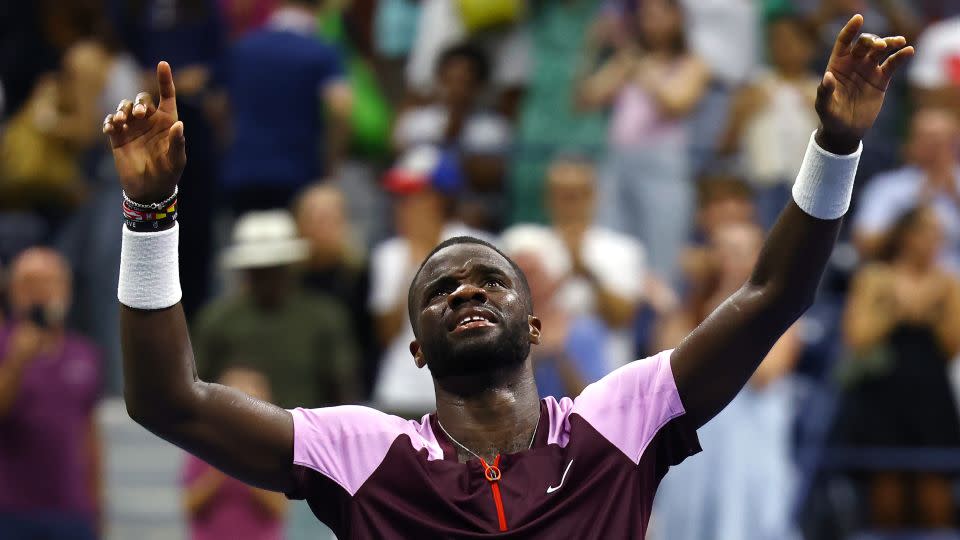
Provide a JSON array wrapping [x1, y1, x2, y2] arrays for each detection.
[[157, 61, 177, 106], [834, 14, 864, 55]]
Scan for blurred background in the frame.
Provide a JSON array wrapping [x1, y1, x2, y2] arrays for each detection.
[[1, 0, 960, 538]]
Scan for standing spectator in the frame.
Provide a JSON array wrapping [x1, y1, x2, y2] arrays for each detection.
[[836, 205, 960, 529], [579, 0, 708, 283], [501, 225, 609, 399], [182, 366, 286, 540], [908, 14, 960, 112], [509, 0, 608, 224], [193, 210, 359, 408], [544, 156, 645, 371], [853, 108, 960, 272], [677, 0, 759, 170], [221, 0, 353, 213], [653, 222, 800, 540], [369, 146, 488, 416], [394, 42, 512, 230], [719, 14, 821, 229], [293, 182, 377, 399], [0, 248, 101, 540]]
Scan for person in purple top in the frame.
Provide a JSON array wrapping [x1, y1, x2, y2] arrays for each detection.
[[0, 248, 102, 540], [101, 16, 912, 538]]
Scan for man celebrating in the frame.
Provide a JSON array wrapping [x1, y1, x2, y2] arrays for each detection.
[[103, 16, 911, 538]]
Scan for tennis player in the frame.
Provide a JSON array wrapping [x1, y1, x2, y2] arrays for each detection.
[[103, 16, 911, 538]]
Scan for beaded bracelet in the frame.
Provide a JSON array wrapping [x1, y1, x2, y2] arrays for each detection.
[[123, 193, 178, 232], [123, 186, 178, 211]]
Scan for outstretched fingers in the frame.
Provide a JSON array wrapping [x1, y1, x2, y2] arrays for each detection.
[[167, 121, 186, 169], [132, 92, 157, 119]]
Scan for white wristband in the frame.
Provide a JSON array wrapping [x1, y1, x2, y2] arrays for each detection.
[[118, 223, 182, 310], [791, 130, 862, 220]]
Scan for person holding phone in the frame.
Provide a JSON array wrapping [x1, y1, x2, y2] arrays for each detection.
[[0, 248, 103, 540]]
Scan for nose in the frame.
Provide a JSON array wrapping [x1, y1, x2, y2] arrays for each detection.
[[446, 282, 488, 309]]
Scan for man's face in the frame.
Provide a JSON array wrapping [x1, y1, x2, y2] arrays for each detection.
[[9, 249, 71, 326], [409, 243, 540, 380], [297, 188, 347, 259], [546, 162, 596, 227], [906, 109, 960, 170]]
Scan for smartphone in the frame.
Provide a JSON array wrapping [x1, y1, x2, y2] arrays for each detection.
[[27, 304, 51, 330]]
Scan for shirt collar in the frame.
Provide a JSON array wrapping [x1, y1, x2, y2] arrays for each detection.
[[267, 6, 316, 35]]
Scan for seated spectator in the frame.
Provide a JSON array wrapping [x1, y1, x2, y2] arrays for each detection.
[[394, 42, 511, 230], [578, 0, 708, 283], [719, 14, 820, 229], [835, 205, 960, 529], [908, 14, 960, 112], [853, 108, 960, 272], [0, 248, 101, 539], [501, 225, 609, 399], [652, 222, 800, 540], [221, 0, 353, 213], [369, 146, 488, 416], [544, 156, 645, 371], [293, 183, 377, 399], [193, 210, 359, 408], [182, 365, 286, 540]]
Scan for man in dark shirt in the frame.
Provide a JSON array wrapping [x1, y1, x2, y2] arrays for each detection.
[[101, 17, 911, 538]]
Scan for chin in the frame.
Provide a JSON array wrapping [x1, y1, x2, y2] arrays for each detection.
[[427, 327, 529, 379]]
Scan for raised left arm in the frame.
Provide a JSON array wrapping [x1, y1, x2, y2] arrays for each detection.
[[670, 15, 914, 428]]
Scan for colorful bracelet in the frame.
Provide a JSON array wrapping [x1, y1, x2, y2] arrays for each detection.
[[122, 193, 178, 232]]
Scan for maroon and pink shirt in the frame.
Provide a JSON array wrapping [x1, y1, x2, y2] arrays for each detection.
[[286, 350, 700, 538]]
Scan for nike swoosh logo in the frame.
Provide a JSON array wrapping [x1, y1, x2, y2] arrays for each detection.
[[546, 460, 574, 494]]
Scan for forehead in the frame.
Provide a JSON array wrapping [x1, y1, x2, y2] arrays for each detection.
[[416, 243, 516, 288]]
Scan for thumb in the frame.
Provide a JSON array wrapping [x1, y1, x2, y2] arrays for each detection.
[[167, 121, 186, 168], [816, 71, 837, 113]]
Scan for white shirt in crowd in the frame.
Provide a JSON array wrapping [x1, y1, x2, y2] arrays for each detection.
[[393, 105, 512, 155], [909, 16, 960, 89], [679, 0, 758, 85], [369, 223, 493, 414], [555, 226, 646, 371], [853, 166, 960, 272]]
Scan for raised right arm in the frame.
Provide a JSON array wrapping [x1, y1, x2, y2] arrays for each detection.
[[105, 62, 294, 492]]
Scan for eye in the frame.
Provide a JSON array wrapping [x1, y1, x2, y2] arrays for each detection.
[[485, 278, 505, 288], [430, 283, 454, 299]]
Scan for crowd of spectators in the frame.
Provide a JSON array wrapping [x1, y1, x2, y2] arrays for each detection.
[[2, 0, 960, 538]]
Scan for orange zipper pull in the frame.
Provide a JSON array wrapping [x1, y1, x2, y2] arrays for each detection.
[[480, 455, 507, 532]]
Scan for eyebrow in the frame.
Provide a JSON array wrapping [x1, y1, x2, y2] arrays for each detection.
[[420, 263, 512, 300]]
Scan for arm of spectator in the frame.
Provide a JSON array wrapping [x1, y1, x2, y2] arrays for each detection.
[[931, 277, 960, 358], [323, 81, 353, 175], [183, 466, 228, 517], [247, 486, 288, 519], [844, 266, 897, 352], [718, 84, 766, 155], [576, 53, 634, 110], [642, 56, 711, 118], [749, 323, 800, 389], [669, 18, 914, 428], [0, 324, 43, 419], [105, 62, 295, 492]]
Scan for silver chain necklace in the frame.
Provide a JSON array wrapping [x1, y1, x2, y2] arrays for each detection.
[[436, 414, 540, 463]]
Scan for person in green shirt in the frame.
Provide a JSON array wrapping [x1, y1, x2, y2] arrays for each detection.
[[193, 210, 359, 409]]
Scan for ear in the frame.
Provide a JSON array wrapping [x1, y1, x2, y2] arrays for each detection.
[[528, 314, 542, 345], [409, 340, 427, 369]]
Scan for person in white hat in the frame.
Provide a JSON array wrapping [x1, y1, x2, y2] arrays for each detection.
[[192, 210, 360, 409]]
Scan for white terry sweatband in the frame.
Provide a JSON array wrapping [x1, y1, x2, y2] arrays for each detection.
[[791, 131, 862, 220], [118, 223, 182, 310]]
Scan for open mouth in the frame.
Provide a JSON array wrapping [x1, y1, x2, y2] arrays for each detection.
[[451, 310, 497, 333]]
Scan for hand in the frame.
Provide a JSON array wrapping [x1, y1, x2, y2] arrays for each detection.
[[7, 324, 45, 364], [103, 62, 186, 204], [814, 15, 914, 154]]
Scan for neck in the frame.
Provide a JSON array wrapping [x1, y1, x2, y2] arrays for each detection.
[[434, 361, 541, 462]]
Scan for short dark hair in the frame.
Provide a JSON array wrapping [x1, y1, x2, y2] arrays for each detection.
[[765, 12, 817, 41], [435, 42, 491, 85], [696, 175, 755, 210], [406, 236, 533, 327]]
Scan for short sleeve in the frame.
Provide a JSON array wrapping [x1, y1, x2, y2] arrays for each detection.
[[461, 114, 512, 155], [571, 350, 700, 465], [287, 406, 434, 498]]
